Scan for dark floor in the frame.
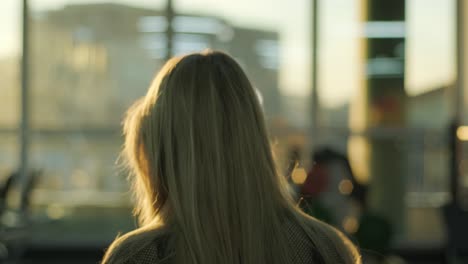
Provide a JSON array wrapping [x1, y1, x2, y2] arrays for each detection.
[[14, 245, 451, 264]]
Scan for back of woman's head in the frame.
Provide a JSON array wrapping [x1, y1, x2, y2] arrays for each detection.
[[112, 50, 360, 264]]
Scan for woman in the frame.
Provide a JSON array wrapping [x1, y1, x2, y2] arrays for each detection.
[[102, 50, 360, 264]]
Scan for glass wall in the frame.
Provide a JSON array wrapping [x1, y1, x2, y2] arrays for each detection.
[[2, 0, 459, 252], [28, 0, 167, 245], [24, 0, 313, 245]]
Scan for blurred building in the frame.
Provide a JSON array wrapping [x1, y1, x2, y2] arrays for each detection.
[[0, 57, 19, 128], [408, 87, 451, 128], [0, 3, 282, 192], [29, 3, 281, 127]]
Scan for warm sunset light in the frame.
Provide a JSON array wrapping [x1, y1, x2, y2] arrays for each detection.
[[291, 167, 307, 185], [342, 216, 359, 234], [0, 1, 462, 263], [457, 126, 468, 141], [338, 179, 353, 195]]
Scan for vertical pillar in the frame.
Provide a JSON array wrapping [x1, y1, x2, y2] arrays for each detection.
[[310, 0, 319, 151], [165, 0, 174, 60], [363, 0, 406, 233], [19, 0, 31, 211]]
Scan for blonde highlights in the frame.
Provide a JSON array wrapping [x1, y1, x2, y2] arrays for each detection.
[[103, 50, 360, 264]]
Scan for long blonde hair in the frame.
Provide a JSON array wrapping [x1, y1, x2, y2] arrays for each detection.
[[103, 50, 360, 264]]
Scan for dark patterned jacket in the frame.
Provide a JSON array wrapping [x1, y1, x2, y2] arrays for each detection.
[[104, 220, 332, 264]]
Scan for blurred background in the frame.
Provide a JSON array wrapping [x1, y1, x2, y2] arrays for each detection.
[[0, 0, 467, 263]]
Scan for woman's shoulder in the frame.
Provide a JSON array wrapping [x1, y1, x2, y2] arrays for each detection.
[[289, 212, 361, 263], [102, 225, 173, 264]]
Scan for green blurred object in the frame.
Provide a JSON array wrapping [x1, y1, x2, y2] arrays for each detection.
[[298, 197, 334, 224], [355, 211, 392, 256]]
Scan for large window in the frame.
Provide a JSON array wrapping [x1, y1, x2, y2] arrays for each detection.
[[3, 0, 458, 251], [28, 0, 167, 245], [24, 0, 313, 245]]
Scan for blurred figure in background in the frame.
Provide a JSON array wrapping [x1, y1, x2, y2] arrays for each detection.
[[298, 149, 334, 224], [102, 50, 360, 264], [298, 147, 393, 263]]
